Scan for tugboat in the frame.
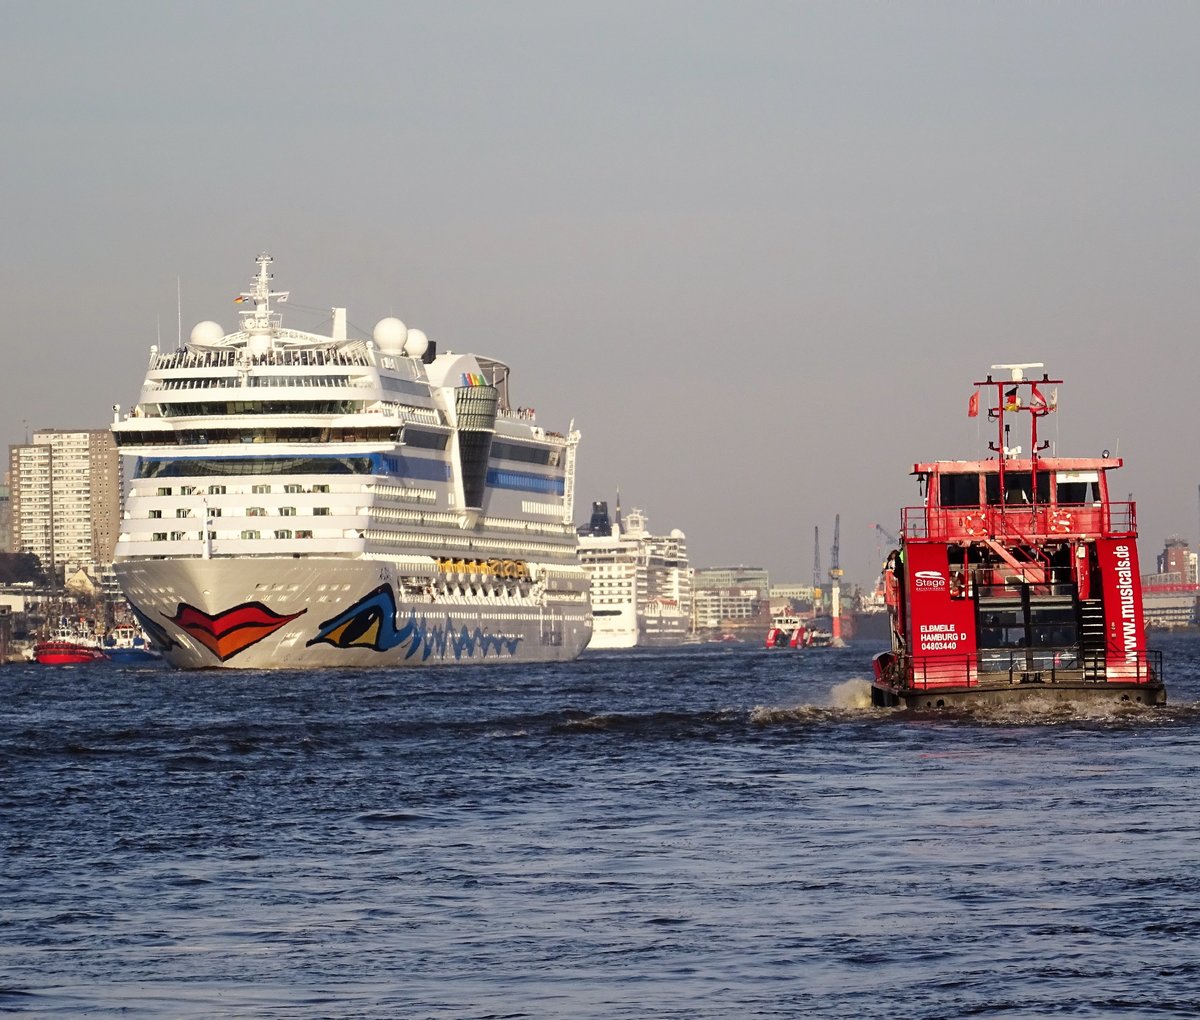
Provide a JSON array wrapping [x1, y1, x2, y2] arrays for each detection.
[[872, 363, 1164, 709], [34, 628, 109, 665], [102, 625, 163, 664]]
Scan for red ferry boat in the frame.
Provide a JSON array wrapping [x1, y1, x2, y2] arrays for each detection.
[[34, 630, 109, 665], [872, 364, 1164, 710]]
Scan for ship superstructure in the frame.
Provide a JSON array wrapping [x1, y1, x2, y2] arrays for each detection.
[[576, 500, 692, 649], [872, 363, 1164, 709], [112, 254, 591, 668]]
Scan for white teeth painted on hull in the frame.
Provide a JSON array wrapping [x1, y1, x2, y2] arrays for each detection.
[[112, 256, 591, 668]]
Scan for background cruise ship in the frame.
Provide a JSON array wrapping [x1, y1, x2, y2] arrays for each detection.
[[111, 255, 591, 668], [576, 499, 692, 648]]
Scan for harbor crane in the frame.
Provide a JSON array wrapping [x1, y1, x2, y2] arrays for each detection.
[[873, 523, 900, 559], [812, 525, 821, 603], [874, 522, 900, 547], [829, 514, 843, 642]]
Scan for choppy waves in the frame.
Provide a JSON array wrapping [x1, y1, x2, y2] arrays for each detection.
[[4, 636, 1200, 1017]]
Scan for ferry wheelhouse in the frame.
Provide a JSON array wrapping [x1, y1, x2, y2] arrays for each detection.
[[872, 364, 1164, 709]]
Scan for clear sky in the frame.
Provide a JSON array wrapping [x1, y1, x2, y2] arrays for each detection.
[[3, 1, 1198, 588]]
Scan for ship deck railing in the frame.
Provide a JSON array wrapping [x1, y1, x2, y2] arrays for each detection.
[[885, 647, 1162, 690], [901, 502, 1136, 542]]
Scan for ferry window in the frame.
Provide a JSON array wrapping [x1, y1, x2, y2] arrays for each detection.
[[210, 508, 222, 517], [1056, 471, 1101, 506], [295, 530, 314, 539], [157, 487, 172, 496], [275, 529, 293, 540], [313, 484, 331, 493], [313, 507, 330, 516], [240, 530, 261, 540], [208, 485, 226, 495], [279, 507, 296, 517], [170, 531, 186, 541], [1004, 472, 1032, 504], [149, 510, 162, 519], [180, 485, 196, 495], [247, 507, 266, 517], [284, 484, 303, 493], [939, 473, 980, 507], [252, 484, 271, 494], [175, 509, 191, 518], [979, 608, 1025, 649], [1028, 606, 1077, 649], [984, 472, 1051, 506], [152, 532, 167, 541]]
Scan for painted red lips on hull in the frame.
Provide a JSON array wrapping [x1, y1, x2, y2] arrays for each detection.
[[167, 602, 307, 662]]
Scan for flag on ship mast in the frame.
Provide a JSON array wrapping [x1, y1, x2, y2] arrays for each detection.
[[1030, 383, 1048, 410], [1004, 387, 1020, 410], [967, 390, 979, 418]]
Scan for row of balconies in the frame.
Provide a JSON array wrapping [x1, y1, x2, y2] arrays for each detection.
[[122, 510, 366, 535]]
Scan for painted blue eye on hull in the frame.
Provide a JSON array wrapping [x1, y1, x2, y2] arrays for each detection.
[[307, 584, 523, 660]]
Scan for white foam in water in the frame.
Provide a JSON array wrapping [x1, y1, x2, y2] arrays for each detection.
[[829, 677, 873, 710]]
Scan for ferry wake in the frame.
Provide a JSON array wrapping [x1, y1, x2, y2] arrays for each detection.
[[871, 363, 1164, 710], [112, 254, 591, 668]]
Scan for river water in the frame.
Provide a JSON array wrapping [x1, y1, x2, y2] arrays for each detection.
[[3, 634, 1200, 1018]]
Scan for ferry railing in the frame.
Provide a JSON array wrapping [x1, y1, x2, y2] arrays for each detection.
[[896, 647, 1163, 690], [973, 567, 1076, 600], [902, 502, 1137, 541]]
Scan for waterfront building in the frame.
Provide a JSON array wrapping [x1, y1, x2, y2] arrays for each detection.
[[769, 583, 819, 608], [692, 566, 770, 636], [1157, 537, 1198, 584], [1143, 536, 1199, 629], [0, 478, 10, 553], [9, 429, 121, 581]]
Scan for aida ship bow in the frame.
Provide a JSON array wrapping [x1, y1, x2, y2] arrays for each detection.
[[113, 255, 591, 668]]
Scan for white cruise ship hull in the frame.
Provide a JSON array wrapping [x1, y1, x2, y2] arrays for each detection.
[[117, 558, 592, 669], [586, 603, 639, 650]]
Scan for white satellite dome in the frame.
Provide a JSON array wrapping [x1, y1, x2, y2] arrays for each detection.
[[247, 333, 271, 358], [373, 317, 408, 355], [670, 528, 685, 539], [190, 320, 226, 344], [405, 328, 429, 359]]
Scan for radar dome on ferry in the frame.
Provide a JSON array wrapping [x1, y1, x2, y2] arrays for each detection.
[[405, 328, 429, 359], [190, 320, 225, 344], [670, 528, 685, 539], [372, 317, 408, 354]]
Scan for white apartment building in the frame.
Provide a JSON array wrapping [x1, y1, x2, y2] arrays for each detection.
[[9, 429, 120, 580]]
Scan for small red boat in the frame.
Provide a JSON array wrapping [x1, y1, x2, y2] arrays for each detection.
[[872, 363, 1164, 709], [34, 630, 109, 665]]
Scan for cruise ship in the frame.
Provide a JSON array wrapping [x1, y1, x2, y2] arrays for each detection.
[[576, 499, 692, 648], [111, 255, 592, 668]]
